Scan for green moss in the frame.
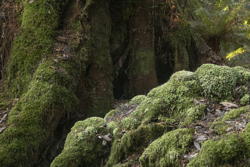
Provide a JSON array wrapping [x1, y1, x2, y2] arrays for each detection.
[[139, 128, 193, 167], [170, 71, 197, 82], [114, 71, 202, 131], [211, 120, 229, 135], [195, 64, 240, 100], [104, 109, 120, 122], [6, 0, 66, 96], [240, 94, 250, 105], [211, 106, 250, 135], [106, 123, 165, 167], [242, 123, 250, 157], [233, 66, 250, 84], [0, 56, 81, 167], [187, 134, 243, 167], [180, 104, 206, 127], [129, 95, 148, 105], [222, 106, 250, 121], [51, 117, 110, 167]]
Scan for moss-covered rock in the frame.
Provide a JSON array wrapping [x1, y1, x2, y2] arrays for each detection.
[[106, 123, 166, 167], [139, 128, 193, 167], [129, 95, 148, 105], [51, 117, 110, 167], [187, 134, 243, 167], [222, 106, 250, 121], [240, 94, 250, 105], [195, 64, 240, 100], [50, 64, 250, 167]]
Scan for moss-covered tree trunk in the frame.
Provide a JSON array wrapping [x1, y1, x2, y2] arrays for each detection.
[[0, 0, 226, 166]]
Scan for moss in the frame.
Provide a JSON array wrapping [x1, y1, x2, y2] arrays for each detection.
[[129, 95, 148, 105], [170, 70, 197, 82], [180, 104, 206, 127], [195, 64, 240, 100], [211, 106, 250, 135], [240, 94, 250, 105], [51, 117, 110, 167], [114, 70, 202, 131], [6, 0, 66, 96], [106, 123, 165, 167], [107, 121, 119, 137], [139, 128, 193, 167], [187, 134, 243, 167], [211, 120, 229, 135], [233, 66, 250, 84], [0, 49, 83, 167], [222, 106, 250, 121], [104, 109, 120, 122], [242, 123, 250, 157]]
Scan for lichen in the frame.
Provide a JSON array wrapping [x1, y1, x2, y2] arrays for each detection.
[[139, 128, 193, 167], [51, 117, 110, 167]]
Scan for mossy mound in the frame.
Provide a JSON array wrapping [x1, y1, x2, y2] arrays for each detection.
[[196, 64, 240, 100], [139, 128, 194, 167], [52, 64, 250, 166], [51, 117, 111, 167]]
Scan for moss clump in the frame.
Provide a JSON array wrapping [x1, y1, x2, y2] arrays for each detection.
[[111, 70, 203, 133], [211, 120, 229, 135], [195, 64, 240, 100], [139, 128, 193, 167], [51, 117, 110, 167], [233, 66, 250, 84], [7, 0, 66, 96], [211, 106, 250, 134], [242, 123, 250, 157], [240, 94, 250, 105], [129, 95, 148, 105], [104, 109, 120, 122], [222, 106, 250, 121], [106, 123, 166, 167], [187, 134, 243, 167], [180, 104, 206, 127]]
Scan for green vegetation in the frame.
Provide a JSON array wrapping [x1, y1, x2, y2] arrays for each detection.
[[6, 0, 66, 96], [140, 128, 193, 167], [51, 64, 250, 166], [196, 64, 239, 100], [51, 117, 110, 167]]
